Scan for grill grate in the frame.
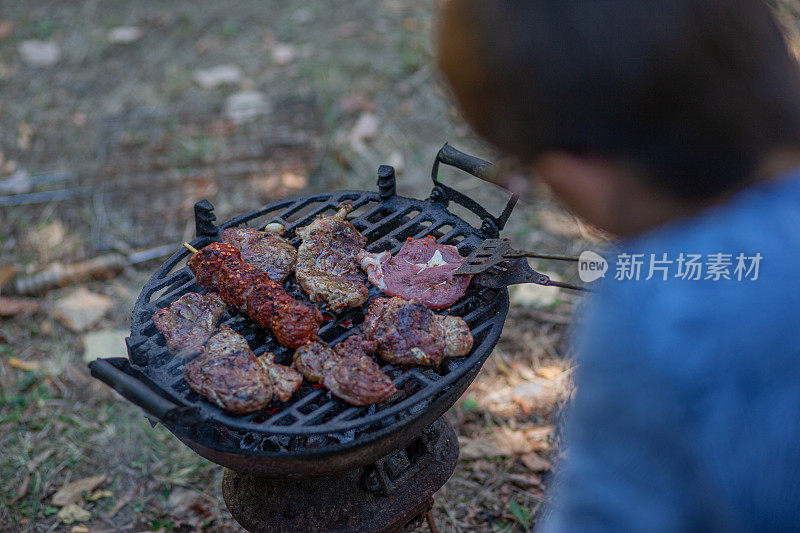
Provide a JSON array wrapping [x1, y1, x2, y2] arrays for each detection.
[[128, 190, 504, 443]]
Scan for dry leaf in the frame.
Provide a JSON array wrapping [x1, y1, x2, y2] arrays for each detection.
[[87, 489, 112, 501], [52, 288, 113, 332], [0, 265, 18, 288], [536, 365, 564, 380], [506, 473, 542, 488], [70, 526, 89, 533], [520, 453, 552, 472], [57, 504, 91, 524], [167, 488, 213, 528], [52, 475, 107, 506], [346, 113, 380, 154], [28, 449, 56, 472], [7, 357, 41, 371], [459, 426, 553, 460], [339, 94, 375, 115], [10, 474, 29, 503]]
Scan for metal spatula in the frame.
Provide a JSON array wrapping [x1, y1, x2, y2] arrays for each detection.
[[456, 238, 588, 291]]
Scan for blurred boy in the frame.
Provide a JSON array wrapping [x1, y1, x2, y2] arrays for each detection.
[[437, 1, 800, 530]]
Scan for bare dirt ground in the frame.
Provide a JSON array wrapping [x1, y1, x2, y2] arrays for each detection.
[[2, 1, 797, 532]]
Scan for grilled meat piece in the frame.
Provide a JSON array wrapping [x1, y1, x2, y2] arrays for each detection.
[[295, 204, 369, 311], [293, 336, 397, 406], [184, 326, 273, 413], [323, 335, 397, 406], [221, 225, 297, 282], [293, 341, 334, 383], [358, 236, 473, 309], [258, 352, 303, 402], [152, 292, 226, 357], [188, 242, 322, 348], [363, 297, 473, 366]]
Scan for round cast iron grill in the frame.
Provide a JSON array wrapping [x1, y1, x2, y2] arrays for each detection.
[[93, 145, 516, 462]]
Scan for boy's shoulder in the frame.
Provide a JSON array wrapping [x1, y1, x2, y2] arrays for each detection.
[[581, 173, 800, 381]]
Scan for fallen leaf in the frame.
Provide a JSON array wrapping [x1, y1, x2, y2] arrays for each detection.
[[346, 112, 380, 154], [167, 488, 213, 528], [18, 40, 60, 67], [106, 25, 142, 44], [0, 265, 18, 288], [271, 43, 297, 65], [28, 448, 56, 472], [10, 474, 29, 503], [509, 279, 562, 309], [57, 504, 91, 524], [7, 357, 40, 371], [506, 473, 542, 489], [70, 526, 89, 533], [459, 426, 554, 460], [52, 288, 113, 332], [520, 453, 552, 472], [82, 328, 127, 363], [339, 95, 375, 115], [193, 64, 243, 89], [224, 90, 270, 124], [87, 489, 112, 501], [536, 365, 564, 380], [109, 490, 134, 517], [52, 475, 107, 506]]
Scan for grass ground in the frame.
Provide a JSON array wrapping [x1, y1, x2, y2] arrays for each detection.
[[3, 1, 799, 532]]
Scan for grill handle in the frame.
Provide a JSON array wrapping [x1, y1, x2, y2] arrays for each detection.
[[89, 358, 200, 425], [430, 143, 518, 238]]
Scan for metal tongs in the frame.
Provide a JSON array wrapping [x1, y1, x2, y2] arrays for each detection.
[[455, 238, 588, 291]]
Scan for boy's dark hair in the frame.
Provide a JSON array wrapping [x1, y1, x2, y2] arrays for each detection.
[[438, 0, 800, 199]]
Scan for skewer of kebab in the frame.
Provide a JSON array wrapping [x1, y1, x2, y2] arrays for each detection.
[[182, 242, 322, 349]]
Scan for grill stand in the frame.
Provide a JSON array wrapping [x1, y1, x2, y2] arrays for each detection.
[[222, 417, 458, 533]]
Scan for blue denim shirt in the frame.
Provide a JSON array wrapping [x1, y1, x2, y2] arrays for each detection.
[[540, 171, 800, 532]]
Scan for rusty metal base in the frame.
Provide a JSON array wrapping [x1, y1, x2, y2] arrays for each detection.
[[222, 417, 458, 533]]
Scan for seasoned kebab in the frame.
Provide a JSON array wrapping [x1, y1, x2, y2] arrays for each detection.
[[295, 204, 370, 311], [152, 292, 227, 357], [185, 326, 303, 413], [220, 224, 297, 282], [358, 236, 473, 309], [363, 296, 473, 366], [294, 335, 397, 406], [186, 242, 322, 349]]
